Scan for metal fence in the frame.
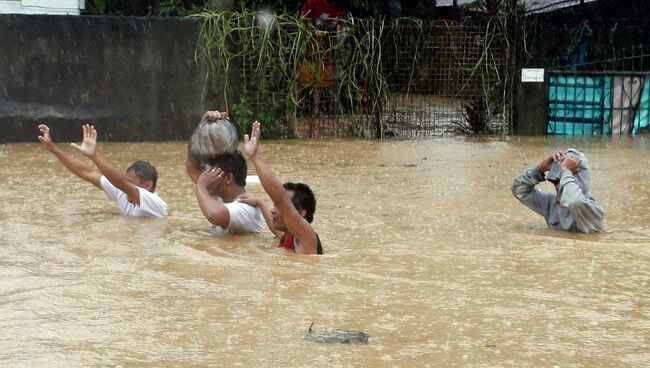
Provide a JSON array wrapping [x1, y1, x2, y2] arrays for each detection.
[[533, 0, 650, 134], [380, 20, 507, 137], [547, 71, 650, 135], [238, 17, 511, 138]]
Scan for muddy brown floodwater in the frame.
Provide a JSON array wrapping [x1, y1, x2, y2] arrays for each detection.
[[1, 136, 649, 367]]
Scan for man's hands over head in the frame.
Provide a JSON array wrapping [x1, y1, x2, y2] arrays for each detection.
[[561, 154, 581, 173], [538, 151, 565, 172], [197, 166, 227, 192]]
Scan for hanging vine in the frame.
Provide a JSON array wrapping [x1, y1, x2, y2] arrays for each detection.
[[192, 10, 388, 138], [192, 4, 523, 138], [454, 0, 525, 134]]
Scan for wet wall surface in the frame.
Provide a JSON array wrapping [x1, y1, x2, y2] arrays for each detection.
[[0, 15, 210, 143]]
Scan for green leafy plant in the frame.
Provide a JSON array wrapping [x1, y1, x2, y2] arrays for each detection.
[[159, 0, 203, 17], [233, 95, 284, 138], [86, 0, 129, 15]]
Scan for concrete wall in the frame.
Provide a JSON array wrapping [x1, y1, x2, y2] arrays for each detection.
[[0, 14, 214, 142], [516, 77, 547, 135]]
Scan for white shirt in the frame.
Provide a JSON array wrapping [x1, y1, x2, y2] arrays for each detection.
[[100, 176, 168, 218], [211, 198, 264, 235]]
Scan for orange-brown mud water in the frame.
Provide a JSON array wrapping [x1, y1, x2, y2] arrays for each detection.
[[1, 136, 649, 367]]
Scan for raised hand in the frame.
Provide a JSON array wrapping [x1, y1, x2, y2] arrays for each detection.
[[70, 124, 98, 158], [243, 121, 261, 158], [37, 124, 55, 152], [538, 151, 564, 172]]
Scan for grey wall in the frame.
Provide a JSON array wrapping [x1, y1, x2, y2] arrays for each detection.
[[0, 14, 214, 142], [516, 79, 547, 135]]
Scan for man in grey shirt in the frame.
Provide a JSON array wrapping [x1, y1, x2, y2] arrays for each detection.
[[512, 148, 604, 233]]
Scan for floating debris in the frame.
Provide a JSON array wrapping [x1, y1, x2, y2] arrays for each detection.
[[303, 322, 369, 344]]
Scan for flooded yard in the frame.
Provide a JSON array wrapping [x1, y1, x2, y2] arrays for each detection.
[[0, 136, 649, 367]]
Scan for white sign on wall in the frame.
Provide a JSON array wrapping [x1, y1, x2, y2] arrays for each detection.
[[521, 68, 545, 83], [0, 0, 83, 14]]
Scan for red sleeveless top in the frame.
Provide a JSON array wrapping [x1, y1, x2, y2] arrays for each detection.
[[278, 233, 323, 254]]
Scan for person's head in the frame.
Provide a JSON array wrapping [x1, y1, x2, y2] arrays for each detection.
[[547, 148, 592, 203], [271, 182, 317, 231], [208, 150, 248, 191], [126, 160, 158, 192]]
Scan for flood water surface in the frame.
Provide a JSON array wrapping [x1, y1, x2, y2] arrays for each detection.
[[1, 137, 649, 367]]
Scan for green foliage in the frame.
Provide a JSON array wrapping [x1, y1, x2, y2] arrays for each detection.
[[233, 95, 285, 139], [233, 95, 255, 138], [86, 0, 129, 15], [159, 0, 204, 17], [236, 0, 370, 13]]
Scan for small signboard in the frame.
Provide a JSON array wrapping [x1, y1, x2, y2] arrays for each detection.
[[521, 68, 545, 83]]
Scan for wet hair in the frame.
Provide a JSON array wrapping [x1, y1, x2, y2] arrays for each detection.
[[208, 150, 247, 187], [127, 160, 158, 192], [283, 182, 316, 223]]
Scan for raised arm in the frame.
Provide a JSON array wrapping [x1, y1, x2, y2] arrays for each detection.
[[195, 166, 230, 228], [511, 152, 562, 218], [71, 124, 141, 205], [558, 155, 604, 233], [186, 156, 202, 184], [511, 167, 553, 217], [187, 110, 229, 183], [243, 122, 318, 254], [38, 124, 101, 187]]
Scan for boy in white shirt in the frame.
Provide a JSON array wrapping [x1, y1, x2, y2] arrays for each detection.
[[188, 149, 264, 234], [185, 110, 264, 235], [38, 124, 168, 218]]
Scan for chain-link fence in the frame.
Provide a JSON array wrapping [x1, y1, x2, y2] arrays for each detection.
[[234, 16, 511, 138], [380, 20, 507, 137]]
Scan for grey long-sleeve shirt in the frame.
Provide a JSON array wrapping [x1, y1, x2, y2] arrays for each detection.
[[511, 167, 605, 233]]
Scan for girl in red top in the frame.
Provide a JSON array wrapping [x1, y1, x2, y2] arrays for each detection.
[[240, 122, 323, 255]]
